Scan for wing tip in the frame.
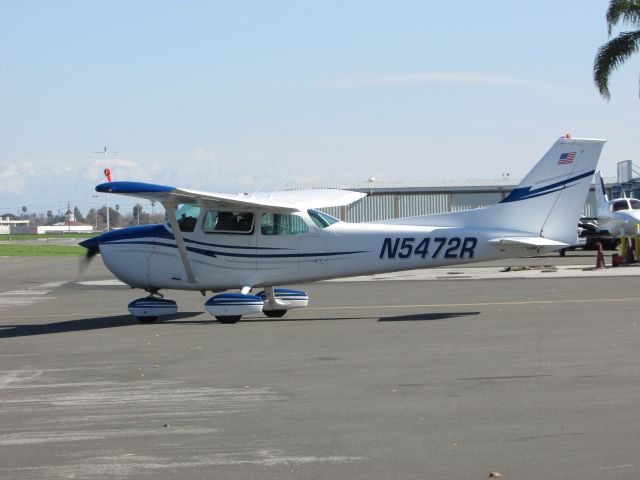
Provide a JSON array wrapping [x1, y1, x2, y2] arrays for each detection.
[[96, 181, 176, 194]]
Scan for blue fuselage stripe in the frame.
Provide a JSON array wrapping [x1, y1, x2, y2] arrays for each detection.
[[102, 237, 366, 259]]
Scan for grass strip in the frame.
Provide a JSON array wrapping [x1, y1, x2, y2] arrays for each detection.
[[0, 244, 85, 256], [0, 233, 96, 241]]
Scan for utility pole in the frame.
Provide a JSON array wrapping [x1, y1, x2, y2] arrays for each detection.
[[92, 146, 118, 231]]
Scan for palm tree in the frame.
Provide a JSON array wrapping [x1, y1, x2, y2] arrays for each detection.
[[594, 0, 640, 100]]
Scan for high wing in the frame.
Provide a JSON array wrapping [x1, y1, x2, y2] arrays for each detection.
[[96, 181, 366, 211]]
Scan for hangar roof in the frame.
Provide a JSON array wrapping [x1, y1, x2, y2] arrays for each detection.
[[286, 176, 619, 194]]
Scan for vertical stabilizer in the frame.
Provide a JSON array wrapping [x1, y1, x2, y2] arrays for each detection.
[[594, 170, 609, 217], [379, 136, 606, 246], [495, 137, 605, 244]]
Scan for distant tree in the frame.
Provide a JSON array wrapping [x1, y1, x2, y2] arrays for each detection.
[[86, 208, 98, 229], [21, 206, 27, 217], [46, 210, 53, 222], [98, 206, 120, 229], [132, 204, 143, 224], [594, 0, 640, 100], [73, 206, 85, 223]]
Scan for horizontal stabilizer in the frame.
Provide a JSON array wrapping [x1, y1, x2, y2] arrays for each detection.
[[488, 237, 570, 247]]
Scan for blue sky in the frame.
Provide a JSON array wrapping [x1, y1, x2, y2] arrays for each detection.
[[0, 0, 637, 217]]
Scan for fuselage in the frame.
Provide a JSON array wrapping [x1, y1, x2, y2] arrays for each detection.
[[95, 207, 541, 291], [597, 198, 640, 236]]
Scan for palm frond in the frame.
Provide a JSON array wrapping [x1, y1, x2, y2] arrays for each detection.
[[594, 30, 640, 100], [606, 0, 640, 35]]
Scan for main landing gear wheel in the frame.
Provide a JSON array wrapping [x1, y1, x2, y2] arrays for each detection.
[[216, 315, 241, 324], [137, 316, 158, 324], [263, 310, 287, 318]]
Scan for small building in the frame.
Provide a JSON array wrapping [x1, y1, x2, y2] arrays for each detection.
[[35, 210, 94, 234], [0, 217, 30, 234]]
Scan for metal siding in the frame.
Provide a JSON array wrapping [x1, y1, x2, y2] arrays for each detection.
[[346, 195, 395, 222], [319, 186, 599, 221], [451, 192, 503, 211], [318, 206, 342, 219], [399, 194, 449, 217]]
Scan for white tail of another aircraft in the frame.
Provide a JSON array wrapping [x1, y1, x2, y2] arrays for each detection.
[[594, 170, 609, 217], [381, 136, 606, 246]]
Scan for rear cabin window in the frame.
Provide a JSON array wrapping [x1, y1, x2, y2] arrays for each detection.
[[203, 211, 254, 234], [630, 199, 640, 210], [261, 213, 308, 235]]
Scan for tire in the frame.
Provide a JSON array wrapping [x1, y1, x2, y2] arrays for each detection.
[[263, 309, 287, 318], [216, 315, 241, 324], [137, 316, 158, 324]]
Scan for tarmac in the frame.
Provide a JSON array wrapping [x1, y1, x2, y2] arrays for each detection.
[[1, 252, 639, 479]]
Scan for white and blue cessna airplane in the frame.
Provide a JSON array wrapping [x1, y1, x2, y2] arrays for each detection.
[[81, 135, 605, 323], [593, 170, 640, 236]]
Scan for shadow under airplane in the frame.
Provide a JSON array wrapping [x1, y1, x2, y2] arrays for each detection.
[[0, 312, 202, 339]]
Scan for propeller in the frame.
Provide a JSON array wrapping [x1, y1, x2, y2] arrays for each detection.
[[79, 236, 100, 273]]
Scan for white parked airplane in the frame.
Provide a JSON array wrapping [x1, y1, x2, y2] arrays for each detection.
[[594, 170, 640, 236], [81, 135, 605, 323]]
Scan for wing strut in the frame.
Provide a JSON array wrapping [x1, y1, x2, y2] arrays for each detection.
[[162, 200, 197, 284]]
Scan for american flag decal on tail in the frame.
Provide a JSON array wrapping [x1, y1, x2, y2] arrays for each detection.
[[557, 152, 576, 165]]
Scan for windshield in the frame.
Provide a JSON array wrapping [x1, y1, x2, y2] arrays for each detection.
[[172, 204, 201, 232], [612, 199, 630, 212], [308, 209, 340, 228]]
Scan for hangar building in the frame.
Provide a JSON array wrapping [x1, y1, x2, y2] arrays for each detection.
[[287, 177, 616, 223]]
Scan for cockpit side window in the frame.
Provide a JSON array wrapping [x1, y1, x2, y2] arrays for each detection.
[[261, 213, 308, 235], [175, 204, 201, 232], [308, 209, 340, 228], [612, 200, 629, 212], [203, 211, 254, 234], [629, 199, 640, 210]]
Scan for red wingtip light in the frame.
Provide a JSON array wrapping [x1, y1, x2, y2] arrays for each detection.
[[565, 133, 571, 139]]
